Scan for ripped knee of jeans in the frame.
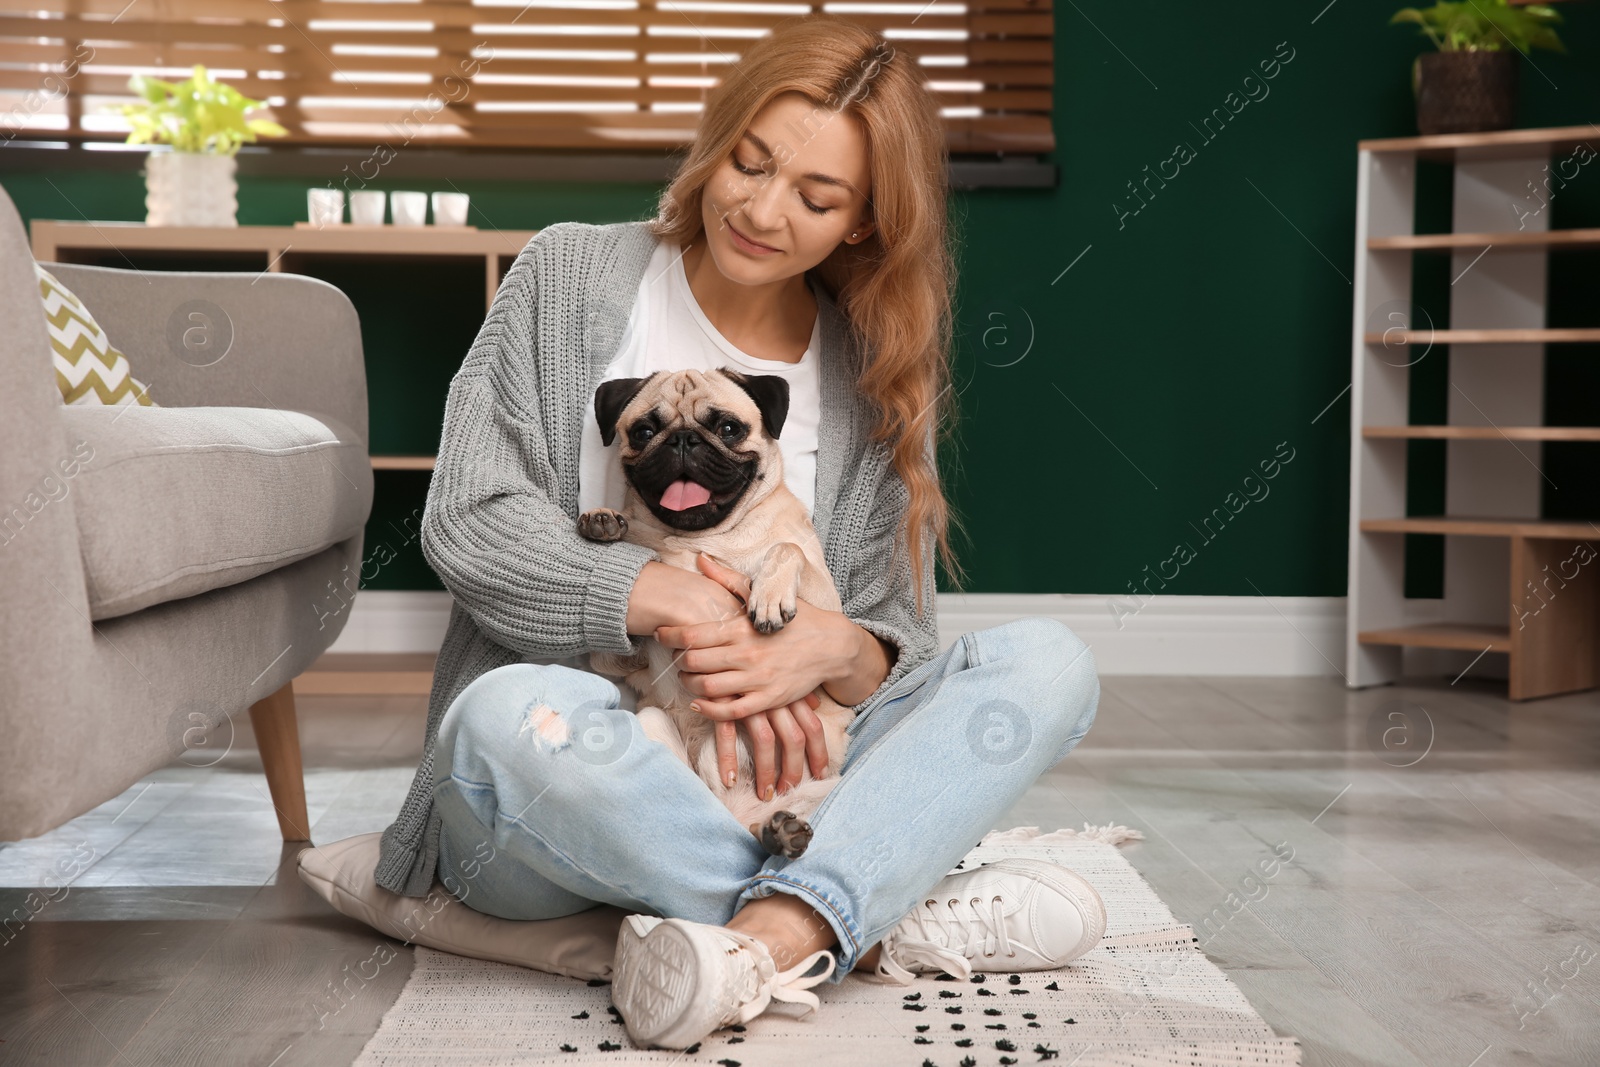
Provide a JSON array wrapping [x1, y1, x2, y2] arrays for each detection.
[[518, 701, 571, 752], [516, 698, 636, 767]]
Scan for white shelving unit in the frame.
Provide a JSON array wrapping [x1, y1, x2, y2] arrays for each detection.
[[1346, 125, 1600, 701]]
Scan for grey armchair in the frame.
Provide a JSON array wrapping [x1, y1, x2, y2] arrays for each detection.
[[0, 183, 374, 844]]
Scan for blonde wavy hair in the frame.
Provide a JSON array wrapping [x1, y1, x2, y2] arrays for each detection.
[[648, 14, 965, 616]]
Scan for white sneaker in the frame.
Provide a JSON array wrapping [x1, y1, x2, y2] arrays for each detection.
[[873, 858, 1106, 984], [610, 914, 836, 1049]]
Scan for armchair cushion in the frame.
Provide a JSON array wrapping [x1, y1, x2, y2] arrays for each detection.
[[36, 263, 156, 407], [62, 403, 372, 621]]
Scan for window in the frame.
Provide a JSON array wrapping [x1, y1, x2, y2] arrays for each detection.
[[0, 0, 1052, 154]]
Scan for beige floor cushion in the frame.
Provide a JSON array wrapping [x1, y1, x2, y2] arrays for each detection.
[[61, 404, 372, 621], [297, 833, 626, 981]]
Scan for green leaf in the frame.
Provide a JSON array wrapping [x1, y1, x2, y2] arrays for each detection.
[[116, 60, 290, 151], [1529, 27, 1566, 54], [127, 73, 176, 104], [1391, 0, 1566, 53]]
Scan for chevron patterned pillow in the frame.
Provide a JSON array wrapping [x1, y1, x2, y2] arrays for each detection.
[[36, 263, 157, 407]]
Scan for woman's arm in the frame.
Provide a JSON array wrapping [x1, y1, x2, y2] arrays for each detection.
[[818, 432, 942, 709], [421, 232, 659, 659]]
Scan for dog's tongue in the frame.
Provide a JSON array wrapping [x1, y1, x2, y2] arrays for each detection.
[[659, 478, 712, 511]]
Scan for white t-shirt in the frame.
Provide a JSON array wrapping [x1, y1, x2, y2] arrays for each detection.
[[577, 239, 823, 520]]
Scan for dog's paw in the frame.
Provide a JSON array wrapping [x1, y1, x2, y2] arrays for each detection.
[[748, 605, 795, 635], [748, 587, 797, 634], [578, 508, 628, 542], [748, 543, 804, 633], [753, 810, 812, 858]]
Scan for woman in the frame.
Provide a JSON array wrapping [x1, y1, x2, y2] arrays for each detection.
[[373, 14, 1104, 1051]]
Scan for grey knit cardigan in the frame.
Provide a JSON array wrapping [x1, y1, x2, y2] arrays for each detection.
[[374, 218, 941, 897]]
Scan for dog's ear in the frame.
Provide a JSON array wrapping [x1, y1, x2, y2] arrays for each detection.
[[594, 374, 656, 447], [717, 368, 790, 441]]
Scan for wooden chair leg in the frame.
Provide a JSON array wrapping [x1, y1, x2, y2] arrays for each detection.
[[249, 681, 311, 841]]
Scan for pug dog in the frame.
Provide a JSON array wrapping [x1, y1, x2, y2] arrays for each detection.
[[577, 367, 851, 859]]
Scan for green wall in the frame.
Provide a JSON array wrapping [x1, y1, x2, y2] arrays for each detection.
[[4, 0, 1597, 599]]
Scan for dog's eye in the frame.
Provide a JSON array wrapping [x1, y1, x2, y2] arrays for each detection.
[[718, 420, 743, 441], [628, 425, 655, 447]]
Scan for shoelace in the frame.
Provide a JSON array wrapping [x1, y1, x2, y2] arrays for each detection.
[[875, 893, 1015, 985], [716, 928, 837, 1024]]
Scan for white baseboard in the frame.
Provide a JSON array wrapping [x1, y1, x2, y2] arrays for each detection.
[[329, 591, 1350, 676], [937, 593, 1346, 676], [326, 591, 455, 655]]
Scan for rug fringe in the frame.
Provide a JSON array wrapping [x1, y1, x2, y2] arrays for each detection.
[[980, 823, 1146, 847]]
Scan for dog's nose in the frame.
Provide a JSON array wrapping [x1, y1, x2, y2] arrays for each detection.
[[667, 429, 702, 453]]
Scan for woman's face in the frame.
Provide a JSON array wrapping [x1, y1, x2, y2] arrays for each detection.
[[699, 91, 876, 285]]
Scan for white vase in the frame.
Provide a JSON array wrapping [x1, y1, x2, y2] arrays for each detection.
[[143, 150, 239, 227]]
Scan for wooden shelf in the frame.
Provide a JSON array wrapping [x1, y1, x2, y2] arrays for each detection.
[[32, 220, 535, 258], [1360, 516, 1600, 539], [371, 455, 437, 471], [1358, 623, 1512, 653], [1358, 124, 1600, 163], [293, 222, 479, 231], [1369, 229, 1600, 252], [30, 220, 537, 313], [1348, 126, 1600, 701], [1363, 426, 1600, 441], [1363, 328, 1600, 345]]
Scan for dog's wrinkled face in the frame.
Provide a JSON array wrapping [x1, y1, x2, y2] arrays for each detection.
[[594, 367, 789, 532]]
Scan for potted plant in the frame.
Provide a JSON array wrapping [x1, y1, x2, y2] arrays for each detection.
[[1390, 0, 1565, 135], [107, 65, 288, 227]]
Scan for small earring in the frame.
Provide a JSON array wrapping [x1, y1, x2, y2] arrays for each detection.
[[850, 231, 859, 239]]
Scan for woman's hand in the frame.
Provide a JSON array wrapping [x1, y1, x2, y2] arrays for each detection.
[[625, 559, 745, 636], [658, 553, 899, 710], [656, 559, 864, 799], [717, 694, 827, 803], [656, 554, 860, 716], [654, 553, 895, 801]]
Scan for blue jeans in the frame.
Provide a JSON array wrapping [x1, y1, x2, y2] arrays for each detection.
[[431, 616, 1099, 983]]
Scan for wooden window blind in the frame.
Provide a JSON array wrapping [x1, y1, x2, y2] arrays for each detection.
[[0, 1, 1052, 154]]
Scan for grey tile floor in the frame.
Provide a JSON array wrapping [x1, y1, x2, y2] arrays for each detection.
[[1, 675, 1597, 1066]]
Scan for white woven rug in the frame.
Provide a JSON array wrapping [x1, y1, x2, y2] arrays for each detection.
[[354, 826, 1302, 1067]]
